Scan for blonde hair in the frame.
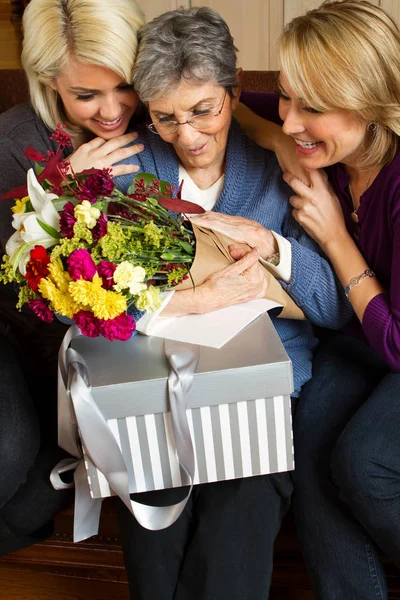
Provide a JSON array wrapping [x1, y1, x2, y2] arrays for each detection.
[[278, 1, 400, 169], [21, 0, 145, 133]]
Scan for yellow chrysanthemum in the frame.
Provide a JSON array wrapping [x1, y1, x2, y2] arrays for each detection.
[[39, 277, 80, 318], [48, 258, 71, 293], [12, 196, 29, 214], [51, 290, 81, 318], [74, 201, 100, 229], [68, 272, 103, 306], [39, 277, 58, 303], [91, 288, 127, 320], [135, 286, 162, 313]]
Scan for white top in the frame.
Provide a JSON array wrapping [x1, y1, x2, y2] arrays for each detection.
[[178, 164, 292, 282]]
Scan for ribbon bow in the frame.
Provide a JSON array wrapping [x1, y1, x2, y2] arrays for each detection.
[[51, 325, 199, 542]]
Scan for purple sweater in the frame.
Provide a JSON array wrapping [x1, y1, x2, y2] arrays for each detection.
[[241, 91, 400, 371], [327, 160, 400, 371]]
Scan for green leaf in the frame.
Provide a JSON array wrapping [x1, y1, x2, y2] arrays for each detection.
[[136, 172, 158, 185], [92, 200, 109, 211], [34, 162, 45, 176], [155, 178, 173, 197], [52, 195, 76, 211], [161, 252, 175, 261], [176, 240, 194, 255], [126, 182, 136, 195], [127, 172, 174, 199], [127, 172, 156, 195], [36, 219, 61, 239]]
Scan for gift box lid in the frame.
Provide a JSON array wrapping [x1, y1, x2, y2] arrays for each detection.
[[71, 314, 293, 418]]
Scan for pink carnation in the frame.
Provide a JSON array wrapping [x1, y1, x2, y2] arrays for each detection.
[[28, 298, 54, 323], [101, 313, 136, 341], [97, 260, 116, 290], [67, 248, 97, 281], [73, 310, 103, 338]]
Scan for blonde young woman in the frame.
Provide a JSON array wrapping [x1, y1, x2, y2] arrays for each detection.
[[207, 1, 400, 598], [0, 0, 144, 556]]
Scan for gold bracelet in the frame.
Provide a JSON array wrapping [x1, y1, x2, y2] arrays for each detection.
[[265, 252, 280, 266], [344, 269, 375, 299]]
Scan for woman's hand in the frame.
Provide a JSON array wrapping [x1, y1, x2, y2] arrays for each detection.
[[66, 132, 144, 176], [161, 247, 267, 317], [274, 135, 310, 185], [283, 168, 349, 252], [234, 103, 309, 184], [190, 212, 278, 260]]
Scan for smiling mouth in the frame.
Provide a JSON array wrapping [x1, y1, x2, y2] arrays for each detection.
[[94, 116, 123, 126], [294, 139, 321, 149]]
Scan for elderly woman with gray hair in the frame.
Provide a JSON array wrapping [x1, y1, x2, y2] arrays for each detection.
[[114, 7, 351, 599]]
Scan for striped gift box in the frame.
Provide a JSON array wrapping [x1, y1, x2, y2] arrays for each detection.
[[73, 314, 294, 499]]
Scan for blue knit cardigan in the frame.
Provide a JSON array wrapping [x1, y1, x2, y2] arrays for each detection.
[[116, 120, 352, 396]]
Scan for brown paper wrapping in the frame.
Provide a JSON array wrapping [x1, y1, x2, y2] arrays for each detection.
[[175, 224, 305, 320]]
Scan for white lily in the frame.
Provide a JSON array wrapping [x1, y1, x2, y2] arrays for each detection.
[[5, 169, 61, 275]]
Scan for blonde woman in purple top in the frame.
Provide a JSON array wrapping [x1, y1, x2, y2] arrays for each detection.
[[230, 1, 400, 597]]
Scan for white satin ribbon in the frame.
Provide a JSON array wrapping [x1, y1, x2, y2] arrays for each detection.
[[51, 325, 199, 542]]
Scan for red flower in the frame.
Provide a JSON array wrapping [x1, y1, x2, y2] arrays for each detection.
[[80, 170, 115, 202], [97, 260, 116, 289], [92, 212, 108, 241], [73, 310, 103, 337], [101, 313, 136, 341], [67, 248, 97, 281], [25, 245, 51, 292], [59, 201, 76, 238], [50, 123, 73, 149], [28, 298, 54, 323]]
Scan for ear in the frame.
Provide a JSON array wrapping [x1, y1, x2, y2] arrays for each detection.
[[50, 80, 58, 92], [231, 68, 243, 110]]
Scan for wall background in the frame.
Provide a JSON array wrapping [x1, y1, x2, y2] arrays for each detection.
[[140, 0, 397, 70]]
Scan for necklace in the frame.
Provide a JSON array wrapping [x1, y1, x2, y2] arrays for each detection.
[[349, 173, 372, 224]]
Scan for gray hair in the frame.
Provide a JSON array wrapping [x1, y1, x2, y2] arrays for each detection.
[[133, 6, 238, 102]]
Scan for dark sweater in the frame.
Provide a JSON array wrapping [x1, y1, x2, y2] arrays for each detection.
[[0, 104, 71, 376], [239, 91, 400, 371]]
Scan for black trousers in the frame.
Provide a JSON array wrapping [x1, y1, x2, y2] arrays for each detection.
[[116, 472, 292, 600], [0, 292, 72, 556]]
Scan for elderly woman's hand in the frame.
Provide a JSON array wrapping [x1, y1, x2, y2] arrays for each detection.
[[283, 168, 349, 252], [66, 132, 144, 177], [190, 212, 278, 260], [161, 246, 268, 317]]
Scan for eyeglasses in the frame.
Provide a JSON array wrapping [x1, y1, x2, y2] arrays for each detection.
[[147, 91, 227, 135]]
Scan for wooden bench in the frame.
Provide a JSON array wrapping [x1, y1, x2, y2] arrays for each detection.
[[0, 68, 398, 600]]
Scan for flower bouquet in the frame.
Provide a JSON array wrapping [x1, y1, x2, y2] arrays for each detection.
[[0, 126, 304, 341], [0, 147, 204, 340]]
